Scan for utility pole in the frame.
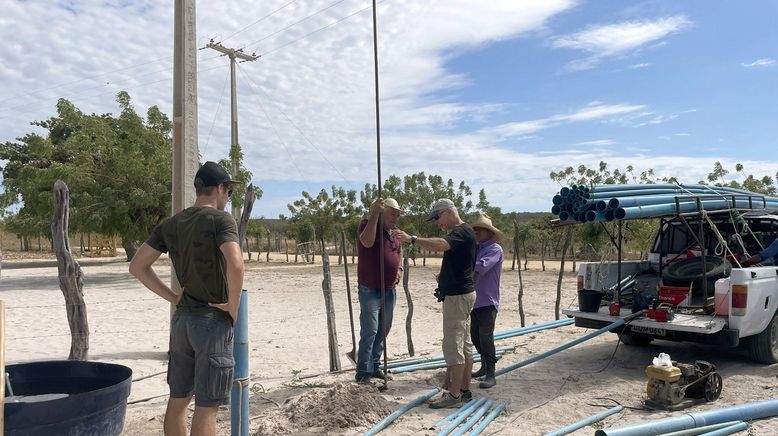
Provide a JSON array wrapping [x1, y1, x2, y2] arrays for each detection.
[[206, 41, 258, 220], [171, 0, 199, 313]]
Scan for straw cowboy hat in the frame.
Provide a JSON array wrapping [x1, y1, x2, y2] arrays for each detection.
[[471, 213, 503, 241], [384, 198, 403, 213]]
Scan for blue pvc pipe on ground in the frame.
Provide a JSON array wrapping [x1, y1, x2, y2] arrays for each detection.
[[231, 290, 249, 436], [469, 401, 507, 436], [698, 421, 748, 436], [659, 421, 742, 436], [438, 397, 487, 436], [431, 398, 480, 429], [363, 387, 441, 436], [451, 399, 494, 436], [544, 405, 623, 436], [495, 319, 625, 377], [595, 398, 778, 436]]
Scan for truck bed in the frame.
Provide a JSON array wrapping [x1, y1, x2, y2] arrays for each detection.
[[562, 306, 727, 335]]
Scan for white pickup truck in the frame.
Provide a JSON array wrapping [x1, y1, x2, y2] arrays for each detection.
[[562, 212, 778, 364]]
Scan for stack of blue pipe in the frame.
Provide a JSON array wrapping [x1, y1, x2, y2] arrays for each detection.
[[551, 183, 778, 223], [432, 397, 507, 436], [388, 319, 574, 374]]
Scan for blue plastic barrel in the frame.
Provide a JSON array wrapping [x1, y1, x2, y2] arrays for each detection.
[[4, 360, 133, 436]]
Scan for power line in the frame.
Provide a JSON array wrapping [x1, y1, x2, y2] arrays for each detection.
[[0, 55, 173, 105], [217, 0, 300, 44], [0, 55, 221, 119], [0, 63, 226, 122], [202, 69, 231, 156], [237, 63, 350, 184], [260, 1, 382, 57], [241, 0, 350, 52]]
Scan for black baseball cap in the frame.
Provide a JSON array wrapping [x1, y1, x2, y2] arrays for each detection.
[[194, 161, 236, 188]]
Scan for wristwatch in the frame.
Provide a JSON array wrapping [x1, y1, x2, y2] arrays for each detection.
[[411, 235, 417, 245]]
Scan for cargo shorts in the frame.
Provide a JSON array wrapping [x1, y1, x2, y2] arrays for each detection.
[[441, 292, 476, 366], [168, 310, 234, 407]]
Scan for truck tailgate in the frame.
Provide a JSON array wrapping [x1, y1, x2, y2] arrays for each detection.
[[562, 307, 727, 335]]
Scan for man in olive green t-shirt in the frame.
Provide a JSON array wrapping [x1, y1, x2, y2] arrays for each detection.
[[130, 161, 244, 436]]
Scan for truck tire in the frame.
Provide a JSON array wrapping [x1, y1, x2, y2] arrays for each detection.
[[662, 256, 731, 285], [746, 311, 778, 364], [620, 333, 653, 346]]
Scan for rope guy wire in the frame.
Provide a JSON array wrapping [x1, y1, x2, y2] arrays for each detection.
[[217, 0, 300, 45], [237, 63, 350, 184]]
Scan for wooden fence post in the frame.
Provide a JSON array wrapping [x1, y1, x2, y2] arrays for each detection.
[[555, 227, 573, 320], [514, 221, 525, 327], [321, 252, 341, 371], [52, 180, 89, 360], [402, 248, 415, 356]]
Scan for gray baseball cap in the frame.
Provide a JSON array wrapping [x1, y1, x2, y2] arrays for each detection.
[[426, 198, 454, 221]]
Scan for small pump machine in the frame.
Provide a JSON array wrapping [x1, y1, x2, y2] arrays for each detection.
[[646, 359, 722, 410]]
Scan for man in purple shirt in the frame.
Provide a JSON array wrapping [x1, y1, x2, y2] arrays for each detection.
[[470, 214, 504, 389]]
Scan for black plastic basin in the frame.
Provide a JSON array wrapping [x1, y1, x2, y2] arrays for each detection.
[[4, 360, 133, 436]]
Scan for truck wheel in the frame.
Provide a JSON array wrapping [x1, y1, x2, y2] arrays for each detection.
[[620, 333, 653, 346], [747, 311, 778, 364]]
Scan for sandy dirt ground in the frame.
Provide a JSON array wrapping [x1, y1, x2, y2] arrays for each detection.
[[2, 253, 777, 435]]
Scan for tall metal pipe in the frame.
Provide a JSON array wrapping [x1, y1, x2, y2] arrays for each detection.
[[544, 405, 623, 436], [231, 290, 249, 436], [495, 319, 626, 377], [451, 399, 494, 436], [363, 387, 441, 436], [469, 401, 507, 436], [595, 398, 778, 436]]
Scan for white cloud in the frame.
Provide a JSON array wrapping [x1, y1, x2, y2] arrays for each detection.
[[551, 15, 691, 70], [484, 103, 646, 139], [576, 139, 616, 146], [629, 62, 651, 69], [741, 58, 776, 67]]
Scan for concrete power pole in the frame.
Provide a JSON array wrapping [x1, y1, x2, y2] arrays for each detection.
[[171, 0, 199, 309], [206, 41, 258, 220]]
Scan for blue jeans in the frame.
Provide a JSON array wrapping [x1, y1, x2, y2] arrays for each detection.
[[356, 284, 396, 379]]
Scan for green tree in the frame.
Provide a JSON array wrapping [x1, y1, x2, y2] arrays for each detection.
[[0, 92, 174, 259], [287, 185, 362, 250], [704, 161, 776, 196]]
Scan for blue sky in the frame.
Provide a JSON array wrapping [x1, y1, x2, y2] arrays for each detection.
[[1, 0, 776, 218]]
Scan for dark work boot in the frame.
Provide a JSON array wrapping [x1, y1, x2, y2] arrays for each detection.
[[479, 361, 496, 389], [471, 364, 486, 379]]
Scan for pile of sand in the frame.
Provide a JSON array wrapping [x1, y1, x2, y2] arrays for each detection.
[[252, 382, 395, 435]]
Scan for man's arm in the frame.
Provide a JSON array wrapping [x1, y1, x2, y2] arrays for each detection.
[[475, 245, 503, 274], [210, 241, 245, 324], [359, 199, 384, 248], [129, 243, 180, 304], [394, 229, 451, 252], [742, 239, 778, 267]]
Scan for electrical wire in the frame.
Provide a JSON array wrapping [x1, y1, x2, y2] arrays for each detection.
[[217, 0, 301, 44], [260, 1, 381, 57], [240, 0, 350, 52], [202, 69, 231, 156], [236, 64, 350, 183]]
